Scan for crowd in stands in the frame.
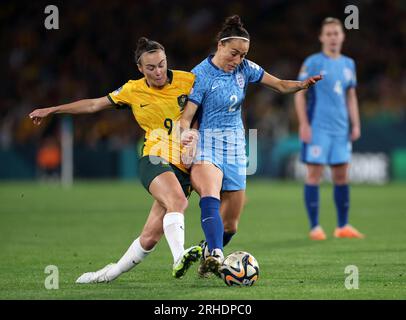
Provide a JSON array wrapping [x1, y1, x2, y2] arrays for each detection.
[[1, 0, 405, 150]]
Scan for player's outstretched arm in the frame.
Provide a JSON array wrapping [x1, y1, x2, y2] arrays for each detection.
[[29, 96, 113, 125], [260, 71, 322, 94]]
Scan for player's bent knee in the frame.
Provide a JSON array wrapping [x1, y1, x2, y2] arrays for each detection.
[[167, 194, 188, 213], [177, 195, 189, 212]]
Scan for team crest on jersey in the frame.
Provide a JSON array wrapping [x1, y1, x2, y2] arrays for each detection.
[[236, 72, 245, 89], [177, 94, 188, 111], [112, 86, 123, 96]]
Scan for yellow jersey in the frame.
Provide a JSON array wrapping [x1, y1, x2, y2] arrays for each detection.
[[107, 70, 195, 173]]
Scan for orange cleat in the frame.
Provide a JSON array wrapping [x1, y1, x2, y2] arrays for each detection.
[[334, 225, 365, 239], [309, 226, 327, 240]]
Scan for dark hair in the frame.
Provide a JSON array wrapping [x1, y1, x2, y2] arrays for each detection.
[[135, 37, 165, 64], [216, 15, 250, 43]]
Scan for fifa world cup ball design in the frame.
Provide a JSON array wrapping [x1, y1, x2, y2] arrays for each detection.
[[220, 251, 259, 286]]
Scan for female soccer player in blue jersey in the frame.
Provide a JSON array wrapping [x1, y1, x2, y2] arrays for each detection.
[[294, 17, 364, 240], [180, 15, 322, 275]]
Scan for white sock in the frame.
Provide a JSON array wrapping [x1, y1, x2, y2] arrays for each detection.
[[105, 237, 154, 281], [163, 212, 185, 263]]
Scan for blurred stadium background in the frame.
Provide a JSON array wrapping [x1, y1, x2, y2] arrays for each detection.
[[1, 0, 406, 301], [0, 0, 405, 183]]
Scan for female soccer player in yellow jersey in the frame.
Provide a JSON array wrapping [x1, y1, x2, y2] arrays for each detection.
[[29, 37, 202, 283]]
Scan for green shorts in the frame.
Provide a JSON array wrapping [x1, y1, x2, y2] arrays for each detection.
[[138, 155, 192, 197]]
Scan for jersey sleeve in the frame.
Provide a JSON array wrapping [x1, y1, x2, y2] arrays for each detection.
[[243, 59, 265, 83], [298, 56, 314, 81], [183, 73, 195, 95], [349, 59, 357, 88], [188, 69, 206, 107], [107, 81, 132, 108]]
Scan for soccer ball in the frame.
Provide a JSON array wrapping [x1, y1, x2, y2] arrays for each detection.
[[220, 251, 259, 287]]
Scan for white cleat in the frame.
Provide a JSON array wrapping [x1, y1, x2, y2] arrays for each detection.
[[75, 263, 116, 284]]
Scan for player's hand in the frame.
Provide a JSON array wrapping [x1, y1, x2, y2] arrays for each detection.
[[299, 123, 312, 143], [29, 107, 54, 125], [351, 126, 361, 141], [180, 129, 199, 169], [181, 129, 199, 147], [301, 75, 322, 90], [181, 143, 197, 169]]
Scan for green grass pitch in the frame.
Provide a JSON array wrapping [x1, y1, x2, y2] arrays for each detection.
[[0, 180, 405, 299]]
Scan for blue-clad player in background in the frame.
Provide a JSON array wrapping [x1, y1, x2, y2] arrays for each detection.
[[181, 15, 322, 276], [294, 17, 365, 240]]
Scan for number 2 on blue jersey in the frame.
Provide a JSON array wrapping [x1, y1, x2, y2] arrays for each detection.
[[228, 95, 239, 112]]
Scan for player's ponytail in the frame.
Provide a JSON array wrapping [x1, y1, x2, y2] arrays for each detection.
[[135, 37, 165, 64], [216, 15, 250, 43]]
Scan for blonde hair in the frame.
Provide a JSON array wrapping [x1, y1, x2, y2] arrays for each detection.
[[320, 17, 344, 33]]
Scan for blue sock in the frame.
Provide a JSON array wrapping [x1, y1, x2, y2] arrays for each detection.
[[223, 232, 235, 247], [304, 184, 319, 229], [199, 197, 224, 252], [334, 184, 349, 228]]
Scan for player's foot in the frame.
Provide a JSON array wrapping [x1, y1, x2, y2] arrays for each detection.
[[172, 245, 202, 279], [309, 225, 327, 240], [334, 225, 365, 239], [75, 263, 116, 284], [203, 248, 224, 278], [197, 240, 211, 278]]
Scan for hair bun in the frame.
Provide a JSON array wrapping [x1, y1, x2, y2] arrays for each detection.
[[216, 15, 249, 42], [137, 37, 149, 46], [134, 37, 165, 64], [224, 15, 243, 28]]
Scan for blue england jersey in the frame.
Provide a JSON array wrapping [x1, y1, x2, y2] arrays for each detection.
[[298, 52, 357, 135], [189, 55, 264, 156]]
